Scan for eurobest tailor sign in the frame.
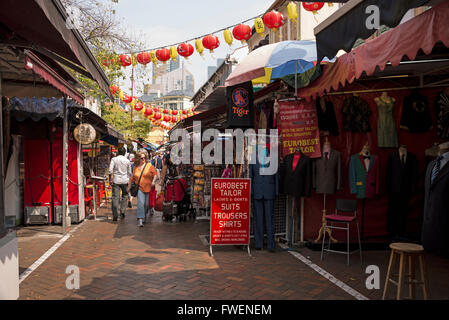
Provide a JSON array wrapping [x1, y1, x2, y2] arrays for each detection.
[[210, 178, 251, 246]]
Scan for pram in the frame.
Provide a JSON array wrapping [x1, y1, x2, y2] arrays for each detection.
[[163, 177, 196, 222]]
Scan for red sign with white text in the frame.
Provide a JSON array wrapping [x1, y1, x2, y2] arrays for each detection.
[[279, 100, 321, 159], [210, 178, 251, 245]]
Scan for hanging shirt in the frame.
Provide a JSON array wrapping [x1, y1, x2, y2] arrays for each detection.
[[341, 96, 372, 132], [400, 91, 432, 133]]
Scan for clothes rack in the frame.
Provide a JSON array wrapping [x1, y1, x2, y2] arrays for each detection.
[[322, 83, 449, 96]]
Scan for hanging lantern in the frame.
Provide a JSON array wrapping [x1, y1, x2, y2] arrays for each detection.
[[264, 10, 284, 32], [135, 102, 144, 111], [177, 43, 194, 59], [119, 90, 124, 101], [163, 115, 170, 122], [122, 94, 132, 104], [156, 48, 170, 63], [162, 109, 169, 115], [109, 85, 119, 96], [195, 39, 204, 56], [150, 50, 158, 65], [223, 29, 233, 47], [131, 54, 138, 67], [302, 2, 325, 14], [102, 58, 111, 67], [119, 54, 132, 67], [144, 107, 153, 116], [188, 108, 193, 114], [170, 46, 178, 62], [202, 35, 220, 53], [153, 107, 160, 113], [287, 2, 298, 23], [232, 24, 251, 43], [154, 113, 162, 121], [130, 98, 137, 108], [171, 110, 178, 116], [254, 18, 265, 37], [137, 52, 151, 65], [182, 110, 188, 115]]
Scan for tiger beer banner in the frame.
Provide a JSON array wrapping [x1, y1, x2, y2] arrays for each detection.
[[278, 100, 321, 159], [226, 81, 254, 128]]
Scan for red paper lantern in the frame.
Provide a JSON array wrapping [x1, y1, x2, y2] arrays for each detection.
[[302, 2, 325, 14], [177, 43, 194, 59], [109, 85, 119, 96], [156, 48, 170, 63], [122, 94, 132, 104], [144, 107, 153, 116], [135, 103, 144, 111], [182, 110, 188, 115], [232, 24, 251, 42], [162, 109, 169, 114], [171, 116, 177, 123], [137, 52, 151, 65], [119, 54, 132, 67], [163, 115, 170, 122], [171, 110, 178, 116], [264, 11, 284, 30], [202, 35, 220, 53], [154, 113, 162, 120], [153, 107, 159, 113], [102, 58, 111, 67]]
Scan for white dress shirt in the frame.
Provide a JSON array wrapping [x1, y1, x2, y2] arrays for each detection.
[[109, 155, 132, 184]]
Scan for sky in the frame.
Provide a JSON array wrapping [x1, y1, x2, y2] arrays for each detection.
[[108, 0, 272, 95]]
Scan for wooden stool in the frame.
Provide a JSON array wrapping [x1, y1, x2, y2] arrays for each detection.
[[382, 243, 430, 300]]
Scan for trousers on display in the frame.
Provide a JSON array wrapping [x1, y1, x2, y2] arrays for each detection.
[[253, 199, 275, 250], [386, 192, 411, 236]]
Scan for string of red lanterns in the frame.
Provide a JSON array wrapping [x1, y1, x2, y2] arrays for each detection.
[[103, 2, 326, 68]]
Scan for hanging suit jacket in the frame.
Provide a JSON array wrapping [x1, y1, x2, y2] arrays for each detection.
[[250, 161, 278, 200], [281, 153, 312, 197], [313, 149, 341, 195], [386, 151, 418, 194], [349, 153, 380, 199], [422, 158, 449, 256]]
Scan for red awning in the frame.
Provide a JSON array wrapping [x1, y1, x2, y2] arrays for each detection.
[[299, 1, 449, 100], [25, 51, 84, 105]]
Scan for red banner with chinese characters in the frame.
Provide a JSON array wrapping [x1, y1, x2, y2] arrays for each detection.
[[279, 100, 321, 159], [210, 178, 251, 245]]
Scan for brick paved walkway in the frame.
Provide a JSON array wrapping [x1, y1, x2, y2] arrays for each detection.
[[17, 202, 449, 300]]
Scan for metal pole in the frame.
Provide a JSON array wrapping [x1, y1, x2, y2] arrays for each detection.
[[130, 65, 134, 130], [62, 96, 68, 235], [0, 73, 5, 231]]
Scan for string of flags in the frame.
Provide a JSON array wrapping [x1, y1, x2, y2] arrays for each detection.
[[109, 85, 197, 131], [101, 2, 331, 68]]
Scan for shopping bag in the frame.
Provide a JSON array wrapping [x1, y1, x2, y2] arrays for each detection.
[[155, 191, 165, 212], [149, 187, 157, 208]]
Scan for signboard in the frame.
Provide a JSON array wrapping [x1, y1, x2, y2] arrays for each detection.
[[226, 81, 254, 128], [73, 123, 96, 145], [210, 178, 251, 255], [278, 100, 321, 159]]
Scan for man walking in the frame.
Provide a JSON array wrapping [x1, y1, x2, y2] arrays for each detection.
[[109, 147, 132, 221]]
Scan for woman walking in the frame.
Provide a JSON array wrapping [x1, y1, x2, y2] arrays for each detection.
[[128, 151, 157, 227]]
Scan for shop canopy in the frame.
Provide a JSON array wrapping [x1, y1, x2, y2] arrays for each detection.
[[9, 97, 126, 146], [0, 0, 111, 97], [314, 0, 433, 61], [298, 0, 449, 100]]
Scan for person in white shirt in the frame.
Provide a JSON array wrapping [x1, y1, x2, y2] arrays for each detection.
[[109, 147, 132, 221]]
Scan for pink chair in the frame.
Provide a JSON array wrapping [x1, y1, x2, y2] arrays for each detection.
[[321, 199, 363, 266]]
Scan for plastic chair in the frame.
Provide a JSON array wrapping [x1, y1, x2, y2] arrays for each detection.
[[321, 199, 362, 266], [84, 186, 94, 216]]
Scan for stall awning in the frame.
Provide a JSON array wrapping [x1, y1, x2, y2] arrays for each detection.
[[0, 0, 111, 97], [314, 0, 431, 61], [24, 50, 84, 105], [299, 0, 449, 100], [193, 86, 226, 112]]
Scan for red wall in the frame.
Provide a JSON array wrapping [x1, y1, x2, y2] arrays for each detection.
[[302, 86, 443, 241]]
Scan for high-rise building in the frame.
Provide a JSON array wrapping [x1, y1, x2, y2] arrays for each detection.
[[207, 58, 226, 80], [153, 62, 195, 96], [168, 59, 180, 72]]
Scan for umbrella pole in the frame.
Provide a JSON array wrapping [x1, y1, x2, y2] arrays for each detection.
[[294, 60, 298, 98]]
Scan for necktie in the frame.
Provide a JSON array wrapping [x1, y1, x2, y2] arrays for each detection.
[[401, 154, 406, 166], [431, 156, 443, 184], [324, 152, 329, 161]]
